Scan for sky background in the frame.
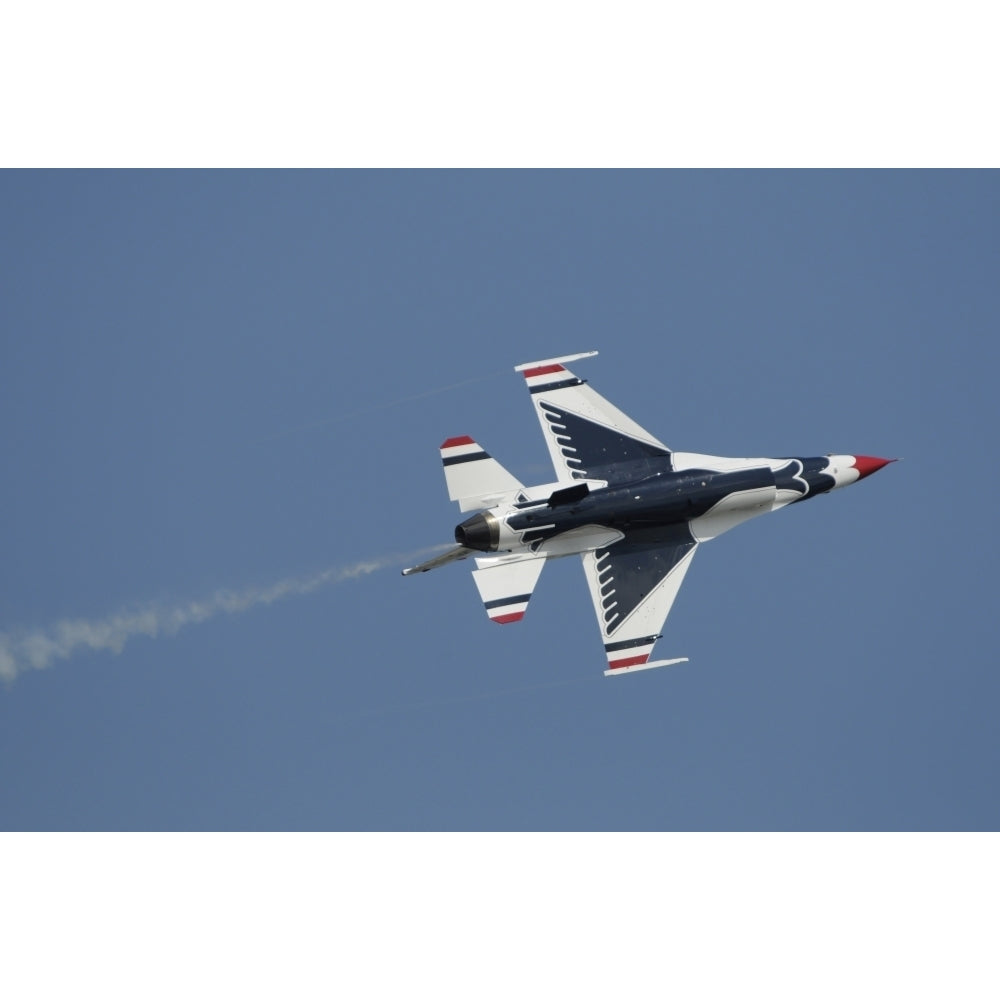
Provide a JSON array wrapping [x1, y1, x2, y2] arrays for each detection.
[[1, 169, 997, 831]]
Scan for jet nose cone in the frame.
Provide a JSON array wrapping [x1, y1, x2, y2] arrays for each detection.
[[851, 455, 896, 480]]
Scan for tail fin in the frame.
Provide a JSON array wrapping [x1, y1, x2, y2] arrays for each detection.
[[440, 436, 525, 512]]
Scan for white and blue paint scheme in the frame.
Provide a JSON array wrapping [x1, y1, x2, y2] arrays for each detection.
[[404, 352, 894, 676]]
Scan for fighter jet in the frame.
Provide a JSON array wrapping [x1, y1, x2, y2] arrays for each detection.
[[404, 352, 894, 676]]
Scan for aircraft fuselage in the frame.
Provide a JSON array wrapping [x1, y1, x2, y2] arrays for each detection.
[[456, 453, 891, 558]]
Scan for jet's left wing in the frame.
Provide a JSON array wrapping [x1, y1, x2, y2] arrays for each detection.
[[580, 523, 697, 676]]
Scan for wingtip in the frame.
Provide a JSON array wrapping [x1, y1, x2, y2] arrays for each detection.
[[603, 657, 689, 677], [513, 350, 598, 372]]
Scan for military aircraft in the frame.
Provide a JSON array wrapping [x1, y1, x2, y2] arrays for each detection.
[[403, 352, 894, 676]]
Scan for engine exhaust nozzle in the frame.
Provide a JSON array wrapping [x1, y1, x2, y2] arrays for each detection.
[[455, 511, 500, 551]]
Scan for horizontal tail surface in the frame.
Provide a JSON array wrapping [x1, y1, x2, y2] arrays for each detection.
[[472, 557, 545, 624], [440, 436, 525, 512]]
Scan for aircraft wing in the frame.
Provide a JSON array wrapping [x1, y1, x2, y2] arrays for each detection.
[[515, 352, 671, 484], [580, 523, 697, 676]]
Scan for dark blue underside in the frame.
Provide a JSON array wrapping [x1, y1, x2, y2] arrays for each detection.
[[539, 401, 671, 482], [594, 522, 697, 635], [502, 456, 837, 635]]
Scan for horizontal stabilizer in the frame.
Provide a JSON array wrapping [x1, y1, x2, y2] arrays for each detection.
[[402, 545, 476, 576], [472, 557, 545, 624], [440, 436, 525, 512]]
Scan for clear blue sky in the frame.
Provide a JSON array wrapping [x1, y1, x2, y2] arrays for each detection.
[[1, 169, 997, 831]]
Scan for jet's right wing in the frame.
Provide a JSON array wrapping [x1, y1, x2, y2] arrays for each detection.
[[515, 352, 671, 484], [580, 522, 697, 676]]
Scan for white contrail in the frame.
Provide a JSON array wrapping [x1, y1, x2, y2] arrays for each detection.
[[0, 545, 449, 683]]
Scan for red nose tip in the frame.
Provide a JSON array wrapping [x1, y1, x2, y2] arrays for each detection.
[[852, 455, 896, 479]]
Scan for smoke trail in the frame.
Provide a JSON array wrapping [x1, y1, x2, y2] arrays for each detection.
[[0, 545, 449, 683]]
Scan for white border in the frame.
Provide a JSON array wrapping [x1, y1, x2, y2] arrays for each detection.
[[2, 833, 995, 997], [4, 3, 997, 165]]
